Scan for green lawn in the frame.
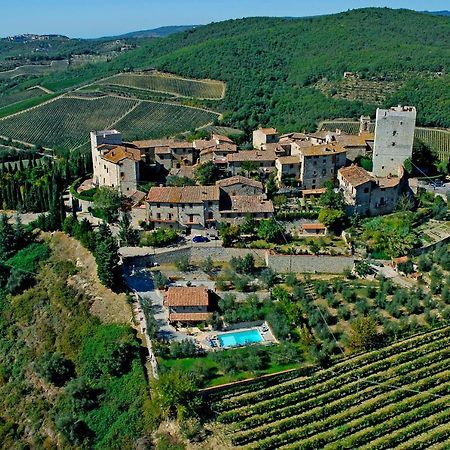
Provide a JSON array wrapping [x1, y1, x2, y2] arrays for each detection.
[[159, 349, 299, 387]]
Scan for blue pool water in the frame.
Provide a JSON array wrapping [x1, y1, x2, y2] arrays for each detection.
[[218, 329, 263, 348]]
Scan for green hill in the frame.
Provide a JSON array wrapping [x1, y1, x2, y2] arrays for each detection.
[[3, 8, 450, 136]]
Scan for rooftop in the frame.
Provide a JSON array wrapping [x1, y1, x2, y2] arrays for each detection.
[[256, 127, 278, 135], [277, 155, 300, 165], [300, 143, 346, 157], [338, 164, 373, 187], [216, 175, 263, 190], [164, 286, 211, 307], [147, 185, 220, 203], [101, 146, 141, 164], [221, 195, 274, 214], [212, 133, 235, 144], [227, 149, 277, 163]]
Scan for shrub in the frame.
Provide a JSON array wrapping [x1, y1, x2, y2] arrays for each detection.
[[153, 271, 169, 289], [35, 353, 75, 387], [175, 256, 190, 272], [140, 228, 179, 247]]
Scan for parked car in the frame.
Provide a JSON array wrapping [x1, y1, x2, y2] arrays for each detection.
[[192, 235, 210, 243]]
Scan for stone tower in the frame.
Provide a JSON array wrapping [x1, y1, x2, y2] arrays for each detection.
[[372, 106, 416, 178], [90, 130, 122, 185]]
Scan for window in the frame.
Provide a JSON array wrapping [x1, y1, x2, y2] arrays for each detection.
[[363, 187, 369, 193], [120, 171, 124, 177], [312, 185, 316, 189], [393, 130, 397, 136], [323, 158, 326, 164], [168, 213, 172, 220], [312, 179, 316, 184], [157, 203, 160, 208], [400, 121, 403, 125], [392, 142, 396, 147], [289, 164, 294, 169], [322, 169, 327, 175], [189, 203, 193, 208], [170, 204, 173, 208], [156, 213, 161, 219]]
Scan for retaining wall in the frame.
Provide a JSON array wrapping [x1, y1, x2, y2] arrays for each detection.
[[266, 253, 354, 273]]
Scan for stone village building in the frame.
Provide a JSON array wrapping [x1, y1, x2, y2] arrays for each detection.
[[164, 286, 214, 323]]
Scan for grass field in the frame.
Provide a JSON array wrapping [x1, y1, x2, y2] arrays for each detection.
[[0, 94, 219, 150], [320, 120, 450, 162], [100, 71, 225, 99], [207, 326, 450, 449]]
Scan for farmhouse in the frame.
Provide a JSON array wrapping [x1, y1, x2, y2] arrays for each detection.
[[164, 286, 214, 323]]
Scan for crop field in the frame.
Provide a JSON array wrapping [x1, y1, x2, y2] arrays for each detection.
[[113, 101, 219, 140], [100, 71, 225, 99], [0, 95, 219, 150], [320, 121, 450, 161], [0, 95, 139, 149], [208, 326, 450, 449], [0, 87, 46, 109]]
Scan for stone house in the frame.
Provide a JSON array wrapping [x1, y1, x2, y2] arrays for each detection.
[[275, 156, 301, 185], [146, 185, 221, 233], [164, 286, 214, 323], [219, 195, 274, 223], [300, 223, 328, 236], [338, 164, 408, 216], [226, 149, 278, 176], [216, 176, 264, 196], [253, 127, 279, 149], [290, 143, 347, 190]]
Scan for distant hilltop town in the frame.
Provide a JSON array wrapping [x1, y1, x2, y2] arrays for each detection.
[[86, 105, 417, 232]]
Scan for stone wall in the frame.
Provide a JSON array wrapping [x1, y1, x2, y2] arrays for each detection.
[[265, 253, 354, 273], [122, 245, 354, 273]]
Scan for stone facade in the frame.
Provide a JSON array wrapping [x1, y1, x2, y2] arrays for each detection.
[[372, 106, 416, 177], [253, 127, 279, 149], [216, 176, 264, 196], [146, 186, 221, 232]]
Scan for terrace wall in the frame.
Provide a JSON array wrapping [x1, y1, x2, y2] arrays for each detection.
[[266, 253, 354, 273]]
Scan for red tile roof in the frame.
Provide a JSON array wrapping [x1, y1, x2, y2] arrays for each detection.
[[101, 146, 141, 164], [147, 186, 220, 203], [164, 287, 211, 307], [216, 175, 263, 190], [338, 164, 373, 187]]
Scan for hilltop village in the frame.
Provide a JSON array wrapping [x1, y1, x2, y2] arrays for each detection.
[[84, 105, 416, 232]]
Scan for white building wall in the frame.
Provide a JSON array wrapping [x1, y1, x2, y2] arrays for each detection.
[[372, 106, 416, 177], [90, 130, 122, 185]]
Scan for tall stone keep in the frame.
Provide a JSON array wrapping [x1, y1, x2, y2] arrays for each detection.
[[90, 130, 122, 185], [372, 106, 416, 177]]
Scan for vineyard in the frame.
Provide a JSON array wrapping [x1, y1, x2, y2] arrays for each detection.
[[207, 326, 450, 449], [320, 121, 450, 161], [99, 71, 225, 99], [0, 95, 219, 150], [114, 101, 219, 140], [0, 60, 68, 80]]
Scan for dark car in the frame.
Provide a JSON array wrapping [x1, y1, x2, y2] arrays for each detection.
[[192, 235, 210, 243]]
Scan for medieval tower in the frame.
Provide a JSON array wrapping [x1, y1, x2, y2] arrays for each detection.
[[372, 106, 416, 177]]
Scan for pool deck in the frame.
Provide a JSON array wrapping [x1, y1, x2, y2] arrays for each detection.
[[204, 321, 277, 350]]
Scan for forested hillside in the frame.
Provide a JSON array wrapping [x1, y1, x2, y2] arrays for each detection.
[[23, 8, 449, 134]]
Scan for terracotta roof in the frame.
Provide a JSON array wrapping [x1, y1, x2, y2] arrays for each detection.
[[101, 146, 141, 164], [131, 139, 173, 148], [213, 133, 234, 144], [280, 132, 308, 141], [169, 141, 193, 149], [302, 223, 326, 230], [194, 139, 216, 150], [216, 176, 263, 190], [227, 149, 277, 163], [168, 312, 213, 322], [277, 156, 300, 165], [147, 186, 220, 203], [257, 127, 278, 135], [128, 190, 146, 206], [335, 133, 374, 147], [300, 143, 346, 157], [338, 164, 373, 187], [392, 256, 409, 265], [221, 195, 274, 214], [200, 143, 237, 156], [164, 287, 210, 307]]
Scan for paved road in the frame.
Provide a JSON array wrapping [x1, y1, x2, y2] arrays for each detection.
[[123, 264, 192, 343]]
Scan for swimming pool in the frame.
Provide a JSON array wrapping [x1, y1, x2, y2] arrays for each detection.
[[218, 329, 264, 348]]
